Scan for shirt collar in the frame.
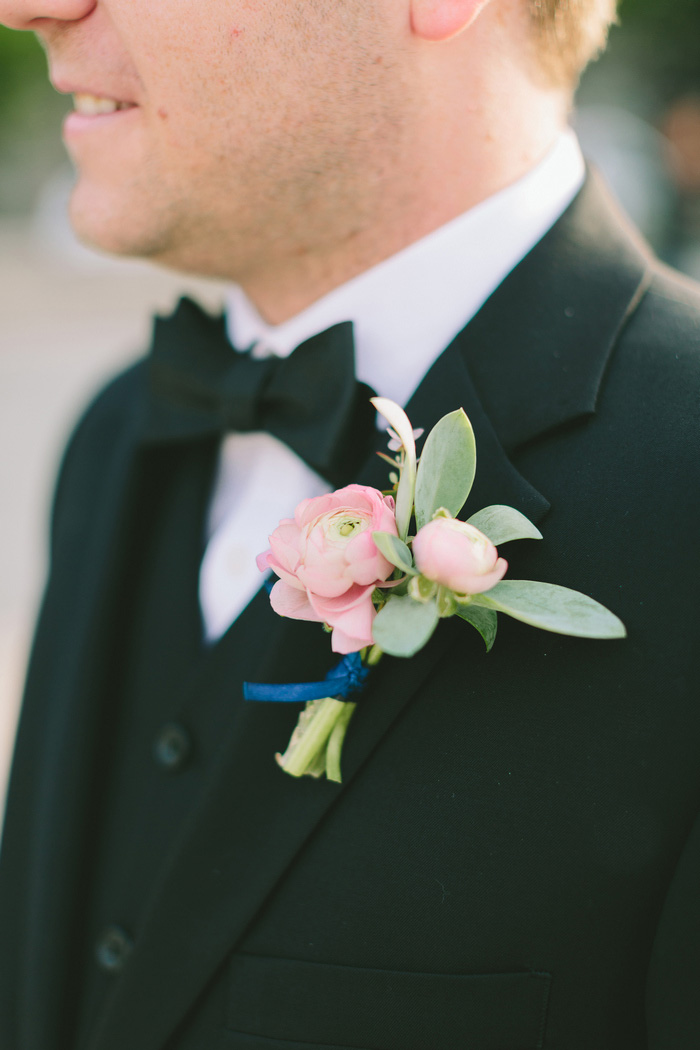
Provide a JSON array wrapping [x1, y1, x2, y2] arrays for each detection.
[[225, 130, 585, 408]]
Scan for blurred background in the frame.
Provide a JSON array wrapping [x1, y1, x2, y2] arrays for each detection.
[[1, 1, 699, 816]]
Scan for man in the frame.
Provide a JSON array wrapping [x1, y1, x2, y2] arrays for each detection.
[[1, 0, 699, 1047]]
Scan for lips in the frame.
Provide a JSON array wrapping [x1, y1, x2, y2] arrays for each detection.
[[52, 77, 139, 111], [72, 93, 137, 115], [62, 89, 140, 141]]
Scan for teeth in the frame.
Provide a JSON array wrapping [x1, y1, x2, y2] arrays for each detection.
[[73, 93, 132, 115]]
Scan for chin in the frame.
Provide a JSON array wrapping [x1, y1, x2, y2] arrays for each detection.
[[67, 178, 172, 261]]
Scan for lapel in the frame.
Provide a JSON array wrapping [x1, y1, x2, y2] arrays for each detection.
[[77, 175, 649, 1050]]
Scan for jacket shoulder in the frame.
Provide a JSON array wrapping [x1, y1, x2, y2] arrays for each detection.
[[50, 358, 148, 551], [613, 263, 700, 406], [597, 262, 700, 513], [63, 356, 147, 455], [629, 264, 700, 361]]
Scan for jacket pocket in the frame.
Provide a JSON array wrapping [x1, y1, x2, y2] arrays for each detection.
[[226, 952, 551, 1050]]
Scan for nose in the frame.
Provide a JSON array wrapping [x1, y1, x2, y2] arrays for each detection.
[[0, 0, 95, 30]]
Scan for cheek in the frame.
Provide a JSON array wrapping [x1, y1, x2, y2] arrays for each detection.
[[116, 2, 236, 103], [143, 32, 254, 148]]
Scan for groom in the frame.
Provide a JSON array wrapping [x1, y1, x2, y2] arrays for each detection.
[[1, 0, 700, 1048]]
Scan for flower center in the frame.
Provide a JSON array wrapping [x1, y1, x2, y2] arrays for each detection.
[[326, 513, 366, 543]]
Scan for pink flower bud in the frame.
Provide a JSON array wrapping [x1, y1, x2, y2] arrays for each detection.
[[412, 517, 507, 595]]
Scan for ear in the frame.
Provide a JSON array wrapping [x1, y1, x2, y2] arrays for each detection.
[[410, 0, 492, 42]]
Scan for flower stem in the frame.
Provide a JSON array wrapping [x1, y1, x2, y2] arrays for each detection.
[[276, 697, 347, 778], [325, 702, 357, 783], [367, 645, 384, 667]]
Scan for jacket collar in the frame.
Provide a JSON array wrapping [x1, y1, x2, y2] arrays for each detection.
[[454, 170, 652, 453], [24, 173, 652, 1050]]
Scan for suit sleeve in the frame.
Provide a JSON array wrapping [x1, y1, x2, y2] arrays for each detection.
[[0, 360, 145, 1046], [646, 804, 700, 1047], [0, 422, 82, 1048]]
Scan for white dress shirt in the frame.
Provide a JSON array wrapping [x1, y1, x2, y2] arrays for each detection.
[[199, 131, 586, 642]]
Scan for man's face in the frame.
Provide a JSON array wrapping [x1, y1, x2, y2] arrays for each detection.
[[1, 0, 410, 285]]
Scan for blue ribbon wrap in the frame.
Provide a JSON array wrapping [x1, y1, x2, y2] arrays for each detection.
[[243, 651, 370, 704]]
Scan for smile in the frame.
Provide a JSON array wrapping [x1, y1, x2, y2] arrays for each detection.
[[72, 93, 137, 115]]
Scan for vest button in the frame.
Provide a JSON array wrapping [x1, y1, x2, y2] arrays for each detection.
[[154, 722, 192, 771], [95, 925, 133, 973]]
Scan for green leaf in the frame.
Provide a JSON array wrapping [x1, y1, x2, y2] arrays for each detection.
[[473, 580, 627, 639], [372, 594, 440, 658], [414, 409, 476, 530], [466, 505, 543, 546], [372, 531, 416, 574], [456, 604, 498, 651]]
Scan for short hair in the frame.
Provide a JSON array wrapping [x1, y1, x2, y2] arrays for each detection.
[[529, 0, 619, 89]]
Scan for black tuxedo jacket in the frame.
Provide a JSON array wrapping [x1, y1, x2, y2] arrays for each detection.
[[2, 175, 700, 1050]]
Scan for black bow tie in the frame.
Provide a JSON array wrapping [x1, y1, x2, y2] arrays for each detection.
[[142, 297, 378, 486]]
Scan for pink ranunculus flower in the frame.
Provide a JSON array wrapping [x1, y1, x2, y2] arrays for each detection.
[[257, 485, 399, 654], [412, 517, 508, 595]]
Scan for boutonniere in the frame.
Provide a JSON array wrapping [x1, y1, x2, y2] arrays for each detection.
[[245, 398, 625, 783]]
